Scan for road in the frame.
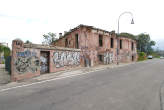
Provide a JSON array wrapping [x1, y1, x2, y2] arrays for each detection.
[[0, 59, 164, 110]]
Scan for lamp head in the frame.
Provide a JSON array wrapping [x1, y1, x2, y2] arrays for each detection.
[[131, 18, 134, 24]]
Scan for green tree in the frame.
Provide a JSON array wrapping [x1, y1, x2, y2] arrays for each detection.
[[138, 52, 147, 61], [0, 45, 4, 53], [42, 32, 58, 45], [0, 45, 11, 61], [137, 33, 155, 54], [3, 46, 11, 59], [25, 40, 32, 44]]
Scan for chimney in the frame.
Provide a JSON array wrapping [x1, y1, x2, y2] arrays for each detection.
[[59, 33, 62, 38], [64, 31, 67, 35]]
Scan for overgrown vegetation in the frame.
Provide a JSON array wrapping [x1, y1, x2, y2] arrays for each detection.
[[25, 40, 32, 44], [118, 33, 137, 40], [42, 32, 58, 45], [137, 52, 147, 61], [0, 45, 11, 64]]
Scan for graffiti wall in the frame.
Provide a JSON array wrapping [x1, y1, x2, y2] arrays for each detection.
[[53, 51, 80, 68], [104, 52, 114, 64], [15, 50, 39, 74]]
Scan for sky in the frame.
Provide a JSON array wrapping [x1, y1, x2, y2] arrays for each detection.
[[0, 0, 164, 49]]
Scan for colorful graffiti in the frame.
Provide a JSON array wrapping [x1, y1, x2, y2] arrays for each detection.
[[53, 51, 80, 68], [15, 50, 39, 73], [104, 52, 114, 64]]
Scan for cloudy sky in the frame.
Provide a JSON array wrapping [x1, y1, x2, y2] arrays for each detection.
[[0, 0, 164, 49]]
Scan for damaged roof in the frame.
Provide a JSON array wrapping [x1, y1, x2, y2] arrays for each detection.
[[24, 43, 81, 51], [54, 24, 136, 43], [54, 24, 115, 42]]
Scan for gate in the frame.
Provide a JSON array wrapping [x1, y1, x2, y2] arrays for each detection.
[[40, 51, 49, 74], [5, 56, 11, 74]]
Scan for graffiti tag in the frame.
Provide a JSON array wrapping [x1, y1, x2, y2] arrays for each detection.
[[15, 50, 39, 73], [53, 51, 80, 68], [104, 52, 114, 64]]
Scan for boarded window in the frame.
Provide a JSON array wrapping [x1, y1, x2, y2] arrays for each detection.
[[99, 35, 103, 47], [120, 39, 122, 49], [98, 55, 103, 62], [131, 42, 134, 51], [65, 38, 68, 47], [111, 38, 114, 48], [75, 34, 79, 49]]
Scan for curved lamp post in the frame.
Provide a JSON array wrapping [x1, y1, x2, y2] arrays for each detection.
[[117, 11, 134, 65]]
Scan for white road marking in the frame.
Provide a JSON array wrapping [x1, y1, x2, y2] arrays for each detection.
[[0, 63, 134, 93], [0, 68, 104, 93]]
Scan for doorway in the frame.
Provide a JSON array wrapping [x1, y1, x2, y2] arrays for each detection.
[[40, 51, 50, 74], [132, 55, 134, 61]]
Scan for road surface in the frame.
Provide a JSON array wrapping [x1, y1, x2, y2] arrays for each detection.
[[0, 59, 164, 110]]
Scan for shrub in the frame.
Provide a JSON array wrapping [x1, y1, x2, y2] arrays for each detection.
[[1, 60, 5, 64], [151, 52, 160, 58], [138, 52, 147, 61]]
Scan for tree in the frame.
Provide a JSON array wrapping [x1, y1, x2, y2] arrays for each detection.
[[25, 40, 32, 44], [137, 33, 155, 54], [3, 46, 10, 59], [0, 45, 4, 53], [0, 45, 11, 61], [42, 32, 58, 45]]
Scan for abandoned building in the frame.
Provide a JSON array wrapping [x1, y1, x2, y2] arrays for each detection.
[[11, 25, 137, 81], [53, 24, 137, 66]]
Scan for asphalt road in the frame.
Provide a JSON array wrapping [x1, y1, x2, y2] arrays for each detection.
[[0, 59, 164, 110]]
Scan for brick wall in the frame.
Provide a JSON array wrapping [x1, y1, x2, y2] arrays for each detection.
[[11, 39, 81, 81], [53, 25, 137, 66]]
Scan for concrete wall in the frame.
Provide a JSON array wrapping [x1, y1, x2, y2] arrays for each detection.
[[11, 40, 81, 81]]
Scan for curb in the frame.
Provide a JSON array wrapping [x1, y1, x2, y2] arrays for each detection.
[[0, 63, 132, 92]]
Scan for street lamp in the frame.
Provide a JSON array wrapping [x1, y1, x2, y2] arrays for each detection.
[[117, 11, 134, 65]]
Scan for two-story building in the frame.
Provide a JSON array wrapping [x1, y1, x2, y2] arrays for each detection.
[[53, 24, 137, 67], [11, 24, 137, 81]]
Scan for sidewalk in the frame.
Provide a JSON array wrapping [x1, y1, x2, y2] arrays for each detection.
[[0, 62, 133, 91], [33, 63, 131, 81], [0, 64, 10, 86]]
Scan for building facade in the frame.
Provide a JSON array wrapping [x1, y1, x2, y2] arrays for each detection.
[[11, 25, 137, 81], [53, 25, 137, 67]]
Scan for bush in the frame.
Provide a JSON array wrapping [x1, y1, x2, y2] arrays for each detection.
[[1, 60, 5, 64], [138, 52, 147, 61], [151, 52, 160, 58]]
